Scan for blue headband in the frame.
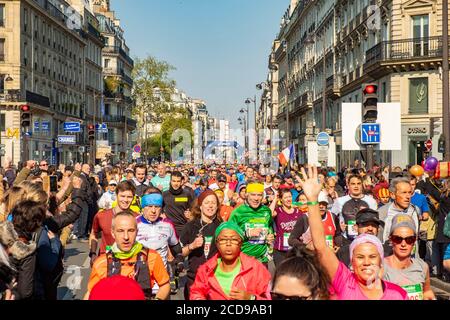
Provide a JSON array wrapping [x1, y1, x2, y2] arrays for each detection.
[[141, 193, 163, 208]]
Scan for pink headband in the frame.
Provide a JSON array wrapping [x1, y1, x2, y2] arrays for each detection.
[[349, 234, 384, 261]]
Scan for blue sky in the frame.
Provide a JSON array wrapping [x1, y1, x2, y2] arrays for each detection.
[[112, 0, 288, 132]]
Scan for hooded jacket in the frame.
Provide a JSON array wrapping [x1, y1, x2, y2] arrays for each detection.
[[189, 252, 271, 300]]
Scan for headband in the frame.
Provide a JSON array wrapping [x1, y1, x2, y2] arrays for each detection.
[[349, 234, 384, 261], [246, 183, 264, 194], [141, 193, 163, 208]]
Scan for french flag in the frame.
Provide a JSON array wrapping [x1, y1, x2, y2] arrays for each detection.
[[278, 144, 295, 166]]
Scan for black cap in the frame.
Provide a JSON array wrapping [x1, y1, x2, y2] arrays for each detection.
[[356, 208, 385, 227], [217, 174, 227, 182]]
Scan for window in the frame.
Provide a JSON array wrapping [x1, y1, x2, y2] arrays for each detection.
[[0, 4, 5, 27], [409, 77, 428, 114], [412, 15, 429, 56], [104, 59, 110, 68], [0, 39, 4, 61], [0, 74, 4, 93]]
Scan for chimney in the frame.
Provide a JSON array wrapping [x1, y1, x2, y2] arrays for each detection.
[[289, 0, 298, 16]]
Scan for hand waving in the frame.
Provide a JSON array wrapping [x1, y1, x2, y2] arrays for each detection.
[[298, 166, 322, 201]]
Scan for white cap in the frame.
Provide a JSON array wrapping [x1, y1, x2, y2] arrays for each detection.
[[318, 191, 329, 204], [109, 180, 118, 185]]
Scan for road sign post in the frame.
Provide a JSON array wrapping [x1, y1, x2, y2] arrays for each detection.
[[425, 139, 433, 152]]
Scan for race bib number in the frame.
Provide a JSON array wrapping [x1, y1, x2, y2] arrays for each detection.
[[401, 284, 423, 300], [175, 197, 188, 203], [283, 233, 291, 250], [204, 236, 213, 258], [347, 220, 357, 237], [245, 223, 268, 244], [325, 235, 334, 249]]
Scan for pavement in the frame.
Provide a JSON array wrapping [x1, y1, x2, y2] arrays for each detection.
[[58, 240, 449, 300]]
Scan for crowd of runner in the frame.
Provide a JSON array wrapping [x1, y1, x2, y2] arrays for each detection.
[[0, 158, 449, 300]]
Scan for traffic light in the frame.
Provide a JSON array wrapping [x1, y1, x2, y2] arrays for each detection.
[[88, 124, 95, 140], [20, 105, 31, 128], [362, 83, 378, 122]]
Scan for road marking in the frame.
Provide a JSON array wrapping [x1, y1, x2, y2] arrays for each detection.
[[62, 256, 90, 300]]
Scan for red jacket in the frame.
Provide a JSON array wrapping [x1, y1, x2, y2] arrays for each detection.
[[190, 252, 272, 300]]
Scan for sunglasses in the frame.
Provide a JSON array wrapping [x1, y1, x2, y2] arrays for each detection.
[[390, 235, 416, 245], [40, 163, 48, 166], [270, 292, 312, 301]]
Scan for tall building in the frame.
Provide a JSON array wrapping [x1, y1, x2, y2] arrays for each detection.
[[93, 0, 136, 163], [266, 0, 449, 168], [0, 0, 103, 166]]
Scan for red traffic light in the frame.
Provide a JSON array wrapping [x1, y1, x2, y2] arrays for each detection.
[[87, 124, 95, 131], [20, 105, 30, 112], [363, 84, 377, 95]]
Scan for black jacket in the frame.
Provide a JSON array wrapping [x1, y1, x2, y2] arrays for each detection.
[[417, 179, 450, 244]]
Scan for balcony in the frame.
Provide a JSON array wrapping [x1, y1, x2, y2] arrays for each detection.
[[0, 90, 23, 102], [103, 46, 134, 66], [33, 0, 68, 25], [103, 115, 136, 129], [364, 36, 444, 75]]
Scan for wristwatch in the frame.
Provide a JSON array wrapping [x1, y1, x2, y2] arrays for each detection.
[[249, 294, 256, 300]]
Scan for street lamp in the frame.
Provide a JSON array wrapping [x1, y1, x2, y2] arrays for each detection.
[[244, 97, 257, 163], [238, 112, 248, 164]]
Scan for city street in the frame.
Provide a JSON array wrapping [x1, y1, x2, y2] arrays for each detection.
[[2, 0, 450, 303]]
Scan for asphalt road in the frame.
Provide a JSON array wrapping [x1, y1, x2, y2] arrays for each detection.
[[58, 240, 449, 300]]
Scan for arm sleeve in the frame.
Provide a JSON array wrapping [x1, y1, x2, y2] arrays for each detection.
[[149, 252, 170, 286], [13, 168, 31, 186], [288, 215, 306, 247], [46, 189, 87, 232], [189, 266, 209, 300]]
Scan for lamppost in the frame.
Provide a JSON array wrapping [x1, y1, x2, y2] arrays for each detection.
[[238, 114, 247, 164], [245, 96, 257, 163]]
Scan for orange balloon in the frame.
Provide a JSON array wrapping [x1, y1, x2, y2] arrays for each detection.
[[409, 165, 424, 177]]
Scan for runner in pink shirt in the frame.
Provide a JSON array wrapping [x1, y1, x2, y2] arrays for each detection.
[[297, 165, 408, 300]]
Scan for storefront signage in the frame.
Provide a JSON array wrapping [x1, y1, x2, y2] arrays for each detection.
[[407, 127, 427, 135]]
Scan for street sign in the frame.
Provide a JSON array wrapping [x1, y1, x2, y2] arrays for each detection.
[[64, 122, 81, 133], [133, 144, 142, 153], [361, 123, 381, 144], [425, 139, 433, 151], [318, 145, 328, 162], [316, 132, 330, 146], [41, 121, 50, 132], [57, 135, 76, 145], [96, 123, 108, 133], [34, 121, 40, 133]]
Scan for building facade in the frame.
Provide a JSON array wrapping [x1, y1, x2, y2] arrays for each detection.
[[94, 0, 136, 163], [266, 0, 449, 168], [0, 0, 93, 166]]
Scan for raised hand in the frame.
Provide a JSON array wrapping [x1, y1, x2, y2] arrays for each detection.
[[298, 166, 322, 201]]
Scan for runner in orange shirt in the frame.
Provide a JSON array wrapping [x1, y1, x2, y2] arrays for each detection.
[[85, 210, 170, 300]]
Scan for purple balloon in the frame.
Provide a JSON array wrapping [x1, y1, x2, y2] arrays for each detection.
[[425, 157, 438, 171]]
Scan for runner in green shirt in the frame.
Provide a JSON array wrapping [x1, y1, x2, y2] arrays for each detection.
[[228, 182, 274, 264]]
